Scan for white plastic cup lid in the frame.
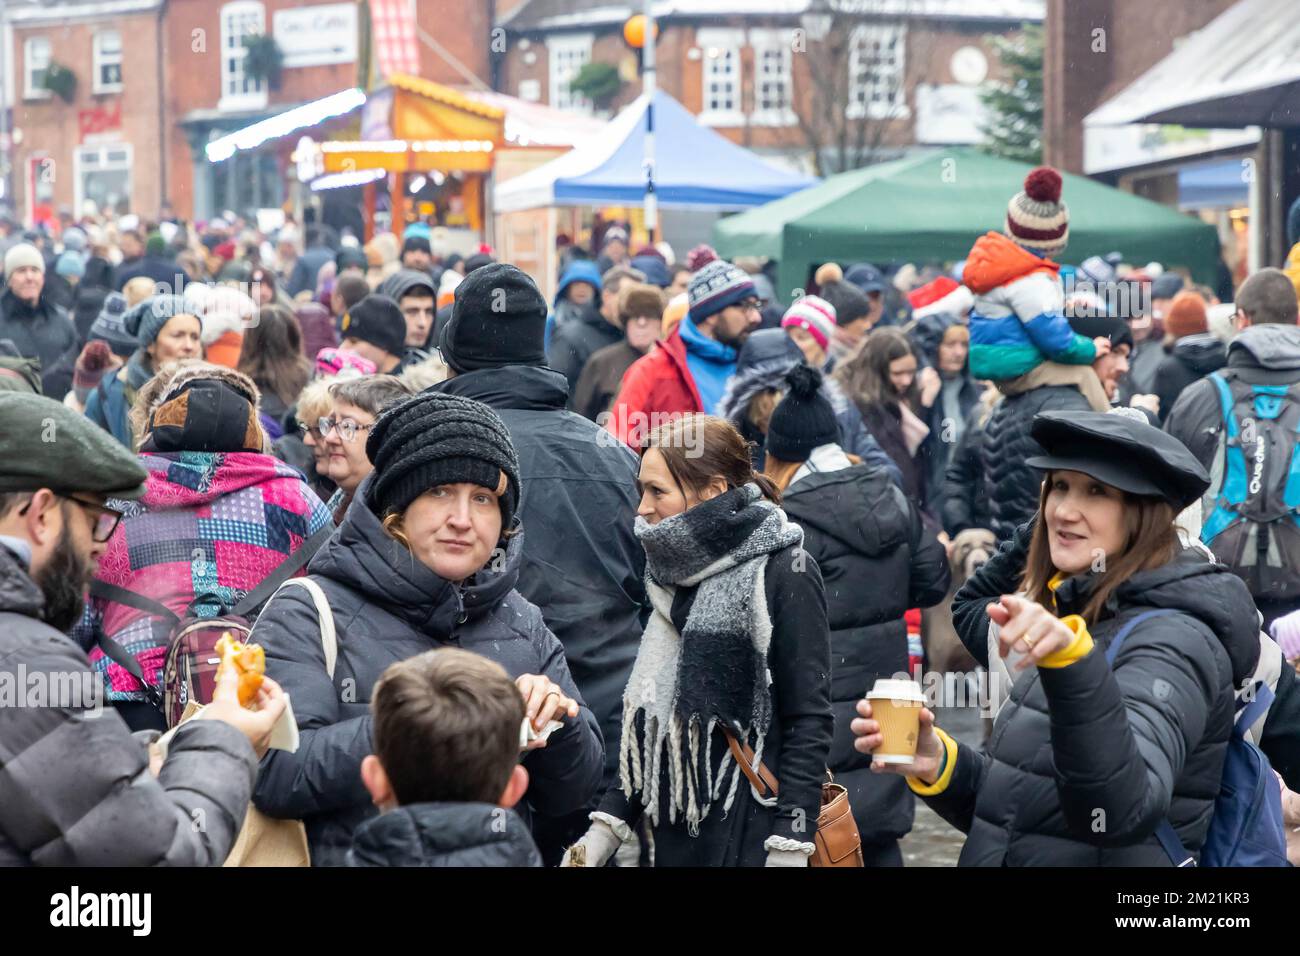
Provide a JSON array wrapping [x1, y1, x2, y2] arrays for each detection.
[[866, 678, 925, 702]]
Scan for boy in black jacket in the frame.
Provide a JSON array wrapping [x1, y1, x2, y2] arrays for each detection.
[[349, 649, 542, 867]]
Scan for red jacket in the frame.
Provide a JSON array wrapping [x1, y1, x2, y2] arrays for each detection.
[[605, 327, 703, 448]]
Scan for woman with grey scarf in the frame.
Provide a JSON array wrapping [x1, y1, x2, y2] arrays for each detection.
[[562, 414, 833, 867]]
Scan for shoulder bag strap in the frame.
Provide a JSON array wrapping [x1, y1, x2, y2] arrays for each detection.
[[230, 523, 333, 618], [89, 580, 181, 625], [1104, 608, 1179, 666], [275, 577, 336, 679], [721, 726, 780, 799], [1102, 607, 1197, 866], [97, 631, 164, 710]]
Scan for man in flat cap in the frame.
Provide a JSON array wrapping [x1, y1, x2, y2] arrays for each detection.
[[0, 393, 285, 865]]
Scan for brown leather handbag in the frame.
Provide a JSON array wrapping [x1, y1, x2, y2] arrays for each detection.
[[722, 728, 864, 867]]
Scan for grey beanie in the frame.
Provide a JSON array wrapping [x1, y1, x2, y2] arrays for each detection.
[[123, 294, 201, 348]]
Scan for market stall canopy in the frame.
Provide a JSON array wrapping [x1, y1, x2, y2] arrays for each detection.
[[1179, 159, 1252, 210], [494, 90, 816, 213], [1084, 0, 1300, 129], [462, 90, 605, 148], [207, 80, 592, 169], [713, 148, 1222, 297], [318, 74, 506, 174]]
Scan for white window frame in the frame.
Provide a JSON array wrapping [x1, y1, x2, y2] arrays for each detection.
[[219, 0, 268, 112], [93, 29, 124, 94], [697, 27, 744, 127], [24, 37, 52, 100], [749, 28, 795, 127], [547, 33, 593, 114], [74, 143, 133, 218], [847, 23, 910, 121]]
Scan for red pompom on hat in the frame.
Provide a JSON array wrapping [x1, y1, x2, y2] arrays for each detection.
[[686, 244, 718, 273], [1005, 165, 1069, 259], [1023, 166, 1063, 204]]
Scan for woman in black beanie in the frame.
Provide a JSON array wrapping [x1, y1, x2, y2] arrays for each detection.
[[251, 390, 604, 866], [763, 365, 949, 864]]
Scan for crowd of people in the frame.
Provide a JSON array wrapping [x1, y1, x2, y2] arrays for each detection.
[[4, 168, 1300, 868]]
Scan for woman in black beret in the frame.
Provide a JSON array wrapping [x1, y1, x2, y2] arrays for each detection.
[[250, 391, 604, 866], [854, 409, 1267, 865]]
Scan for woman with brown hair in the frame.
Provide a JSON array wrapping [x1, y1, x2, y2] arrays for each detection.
[[238, 305, 312, 437], [853, 410, 1260, 865], [834, 327, 935, 507], [563, 413, 833, 867]]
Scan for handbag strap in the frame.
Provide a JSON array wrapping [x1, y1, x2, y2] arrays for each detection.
[[275, 577, 336, 678], [721, 726, 780, 799]]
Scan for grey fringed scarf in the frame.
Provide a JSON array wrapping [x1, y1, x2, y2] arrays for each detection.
[[619, 483, 803, 834]]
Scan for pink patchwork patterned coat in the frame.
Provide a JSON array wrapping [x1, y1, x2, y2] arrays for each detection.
[[75, 450, 333, 703]]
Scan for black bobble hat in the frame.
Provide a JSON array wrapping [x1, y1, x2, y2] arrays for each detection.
[[438, 262, 547, 374], [765, 363, 840, 464], [341, 294, 407, 357], [365, 390, 521, 530], [1026, 409, 1209, 509]]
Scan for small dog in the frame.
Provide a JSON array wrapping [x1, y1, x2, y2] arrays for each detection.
[[922, 528, 997, 676]]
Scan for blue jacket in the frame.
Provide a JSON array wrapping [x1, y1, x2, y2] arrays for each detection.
[[83, 351, 151, 447], [678, 315, 737, 415], [545, 260, 604, 349]]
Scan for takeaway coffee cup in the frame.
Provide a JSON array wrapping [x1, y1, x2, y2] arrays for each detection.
[[866, 679, 926, 764]]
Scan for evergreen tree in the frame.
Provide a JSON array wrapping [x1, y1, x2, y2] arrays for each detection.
[[980, 24, 1043, 165]]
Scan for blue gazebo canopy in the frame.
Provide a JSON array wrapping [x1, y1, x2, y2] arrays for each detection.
[[495, 90, 816, 212]]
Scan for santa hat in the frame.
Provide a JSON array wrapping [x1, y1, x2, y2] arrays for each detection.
[[909, 276, 973, 320]]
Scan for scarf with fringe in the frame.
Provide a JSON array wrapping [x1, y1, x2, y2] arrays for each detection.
[[620, 483, 803, 834]]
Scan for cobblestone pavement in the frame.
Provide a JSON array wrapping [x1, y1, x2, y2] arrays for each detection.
[[899, 703, 987, 867]]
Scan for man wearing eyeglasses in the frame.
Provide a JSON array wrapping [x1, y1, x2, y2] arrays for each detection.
[[607, 258, 763, 448], [0, 392, 285, 865]]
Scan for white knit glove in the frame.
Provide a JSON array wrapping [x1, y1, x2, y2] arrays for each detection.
[[764, 847, 811, 867], [763, 835, 815, 867], [559, 817, 622, 868]]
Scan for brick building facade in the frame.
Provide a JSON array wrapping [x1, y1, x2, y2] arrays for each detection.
[[495, 0, 1043, 175], [165, 0, 494, 221], [6, 0, 165, 224]]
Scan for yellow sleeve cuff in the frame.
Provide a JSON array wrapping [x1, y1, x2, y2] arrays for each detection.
[[1037, 614, 1095, 668], [907, 727, 959, 796]]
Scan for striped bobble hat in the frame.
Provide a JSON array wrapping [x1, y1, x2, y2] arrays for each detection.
[[687, 259, 756, 324], [780, 295, 836, 351], [1005, 166, 1069, 260]]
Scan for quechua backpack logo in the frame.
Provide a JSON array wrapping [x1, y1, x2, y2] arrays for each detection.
[[1200, 370, 1300, 603]]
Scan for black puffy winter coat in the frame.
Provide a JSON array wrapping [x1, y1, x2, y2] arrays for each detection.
[[348, 803, 542, 867], [938, 528, 1258, 865], [941, 398, 996, 537], [979, 384, 1090, 542], [432, 365, 646, 791], [250, 484, 605, 867], [782, 462, 949, 845]]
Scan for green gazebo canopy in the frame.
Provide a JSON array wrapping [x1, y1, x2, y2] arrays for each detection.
[[713, 148, 1222, 300]]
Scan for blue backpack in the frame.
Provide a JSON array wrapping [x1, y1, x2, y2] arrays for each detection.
[[1106, 609, 1289, 867], [1200, 370, 1300, 603]]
